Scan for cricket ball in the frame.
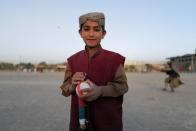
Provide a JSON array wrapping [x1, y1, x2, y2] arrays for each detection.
[[76, 81, 90, 96]]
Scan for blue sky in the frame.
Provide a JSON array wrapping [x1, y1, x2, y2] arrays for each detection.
[[0, 0, 195, 64]]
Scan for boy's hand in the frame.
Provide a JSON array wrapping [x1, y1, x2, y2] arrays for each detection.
[[72, 72, 86, 85], [81, 87, 102, 102], [79, 80, 102, 101]]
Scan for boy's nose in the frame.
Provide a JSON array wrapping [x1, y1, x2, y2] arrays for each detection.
[[89, 30, 95, 37]]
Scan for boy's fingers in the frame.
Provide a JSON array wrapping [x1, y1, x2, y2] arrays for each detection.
[[72, 81, 80, 85], [72, 72, 86, 84]]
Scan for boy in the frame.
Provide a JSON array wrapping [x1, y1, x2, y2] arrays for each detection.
[[149, 62, 184, 92], [59, 12, 128, 131]]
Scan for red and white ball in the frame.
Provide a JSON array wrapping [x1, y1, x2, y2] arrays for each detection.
[[76, 81, 91, 96]]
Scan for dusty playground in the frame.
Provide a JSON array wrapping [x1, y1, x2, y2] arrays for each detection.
[[0, 72, 196, 131]]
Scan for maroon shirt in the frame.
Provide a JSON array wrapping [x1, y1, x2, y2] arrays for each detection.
[[68, 48, 125, 131]]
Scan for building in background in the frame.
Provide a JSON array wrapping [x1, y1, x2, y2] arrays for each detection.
[[167, 49, 196, 72], [124, 60, 165, 73]]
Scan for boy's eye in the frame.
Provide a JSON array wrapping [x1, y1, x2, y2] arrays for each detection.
[[94, 28, 101, 31], [83, 28, 90, 31], [82, 27, 101, 32]]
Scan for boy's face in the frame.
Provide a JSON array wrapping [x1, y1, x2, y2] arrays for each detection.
[[79, 20, 106, 48]]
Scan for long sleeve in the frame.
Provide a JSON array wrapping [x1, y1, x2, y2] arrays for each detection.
[[100, 64, 128, 97], [59, 63, 73, 97]]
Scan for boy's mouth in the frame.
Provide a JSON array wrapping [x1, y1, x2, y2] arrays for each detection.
[[86, 38, 96, 40], [86, 39, 97, 42]]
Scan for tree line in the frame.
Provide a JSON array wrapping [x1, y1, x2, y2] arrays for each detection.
[[0, 62, 61, 71]]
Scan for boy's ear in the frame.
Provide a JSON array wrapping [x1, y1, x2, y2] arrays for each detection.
[[79, 30, 82, 37], [102, 31, 106, 38]]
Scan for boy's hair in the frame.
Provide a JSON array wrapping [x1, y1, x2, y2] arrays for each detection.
[[79, 12, 105, 32]]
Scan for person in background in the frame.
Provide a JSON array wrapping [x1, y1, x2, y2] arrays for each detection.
[[148, 61, 184, 92], [59, 12, 128, 131]]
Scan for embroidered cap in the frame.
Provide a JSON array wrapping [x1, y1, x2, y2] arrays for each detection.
[[79, 12, 105, 29]]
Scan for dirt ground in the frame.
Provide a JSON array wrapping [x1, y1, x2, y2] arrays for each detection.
[[0, 72, 195, 131]]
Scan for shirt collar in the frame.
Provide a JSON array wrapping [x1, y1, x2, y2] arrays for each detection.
[[84, 44, 103, 59]]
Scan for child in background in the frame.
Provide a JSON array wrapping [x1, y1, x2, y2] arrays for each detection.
[[148, 62, 184, 92]]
